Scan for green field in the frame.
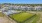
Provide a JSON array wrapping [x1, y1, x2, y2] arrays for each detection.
[[9, 12, 35, 22]]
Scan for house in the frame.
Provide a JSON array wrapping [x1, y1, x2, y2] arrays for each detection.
[[34, 6, 42, 11]]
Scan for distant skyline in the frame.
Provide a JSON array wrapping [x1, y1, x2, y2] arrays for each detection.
[[0, 0, 42, 4]]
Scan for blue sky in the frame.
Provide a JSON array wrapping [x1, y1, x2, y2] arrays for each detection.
[[0, 0, 42, 4]]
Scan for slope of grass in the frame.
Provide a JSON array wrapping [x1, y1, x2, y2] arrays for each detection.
[[24, 13, 40, 23], [32, 14, 40, 23], [24, 15, 36, 23], [9, 12, 34, 22]]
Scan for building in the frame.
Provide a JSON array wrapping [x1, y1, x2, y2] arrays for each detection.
[[34, 6, 42, 11]]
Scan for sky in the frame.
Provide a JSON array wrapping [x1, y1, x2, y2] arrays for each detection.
[[0, 0, 42, 4]]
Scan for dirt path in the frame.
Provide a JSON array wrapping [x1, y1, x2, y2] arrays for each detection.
[[0, 16, 17, 23]]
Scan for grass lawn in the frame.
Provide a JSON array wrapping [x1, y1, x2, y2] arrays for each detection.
[[0, 12, 4, 17], [9, 12, 35, 22]]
